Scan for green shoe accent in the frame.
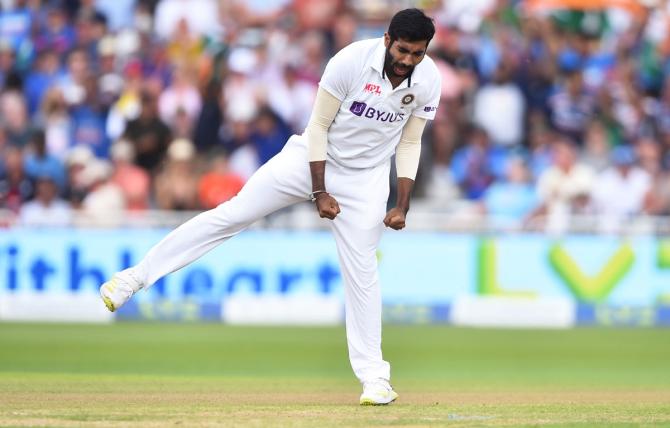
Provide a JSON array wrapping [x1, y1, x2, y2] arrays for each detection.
[[359, 392, 398, 406], [102, 296, 116, 312]]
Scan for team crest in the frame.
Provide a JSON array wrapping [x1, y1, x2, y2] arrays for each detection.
[[401, 94, 415, 105]]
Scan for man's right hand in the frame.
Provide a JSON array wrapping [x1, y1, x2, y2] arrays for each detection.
[[315, 192, 341, 220]]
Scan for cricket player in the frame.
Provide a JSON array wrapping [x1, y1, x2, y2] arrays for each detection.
[[100, 8, 441, 405]]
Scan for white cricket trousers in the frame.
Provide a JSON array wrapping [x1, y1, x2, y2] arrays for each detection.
[[133, 135, 392, 383]]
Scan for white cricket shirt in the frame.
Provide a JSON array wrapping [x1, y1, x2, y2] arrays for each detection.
[[318, 37, 441, 169]]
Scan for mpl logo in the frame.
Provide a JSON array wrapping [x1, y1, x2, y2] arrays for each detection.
[[363, 83, 382, 95]]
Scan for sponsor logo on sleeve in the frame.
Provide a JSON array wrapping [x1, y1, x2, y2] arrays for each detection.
[[423, 106, 437, 113]]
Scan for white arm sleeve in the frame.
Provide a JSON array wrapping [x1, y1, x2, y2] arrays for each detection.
[[305, 87, 342, 162], [395, 115, 427, 179]]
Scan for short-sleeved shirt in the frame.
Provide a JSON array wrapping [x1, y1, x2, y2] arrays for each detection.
[[317, 38, 441, 169]]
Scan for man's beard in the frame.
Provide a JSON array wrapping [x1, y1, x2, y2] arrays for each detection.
[[384, 49, 414, 78]]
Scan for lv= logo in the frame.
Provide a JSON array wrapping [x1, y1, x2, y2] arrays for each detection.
[[477, 239, 635, 301], [549, 243, 634, 301]]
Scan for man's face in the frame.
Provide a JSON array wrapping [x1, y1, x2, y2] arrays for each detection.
[[383, 34, 428, 79]]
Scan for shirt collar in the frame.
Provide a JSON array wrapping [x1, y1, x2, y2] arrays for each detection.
[[370, 37, 420, 88], [370, 38, 386, 77]]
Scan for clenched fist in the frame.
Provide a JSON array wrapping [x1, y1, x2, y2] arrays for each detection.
[[383, 207, 407, 230], [315, 192, 341, 220]]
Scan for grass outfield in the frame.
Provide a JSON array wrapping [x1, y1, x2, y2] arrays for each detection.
[[0, 324, 669, 427]]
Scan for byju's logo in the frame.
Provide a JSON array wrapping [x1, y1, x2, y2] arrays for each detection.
[[349, 101, 405, 123], [350, 101, 367, 116]]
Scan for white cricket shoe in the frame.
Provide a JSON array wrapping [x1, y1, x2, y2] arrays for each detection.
[[359, 379, 399, 406], [99, 268, 144, 312]]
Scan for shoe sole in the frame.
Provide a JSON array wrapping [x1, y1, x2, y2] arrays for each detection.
[[359, 393, 398, 406]]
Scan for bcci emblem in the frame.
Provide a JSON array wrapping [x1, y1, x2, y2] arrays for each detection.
[[401, 94, 415, 105]]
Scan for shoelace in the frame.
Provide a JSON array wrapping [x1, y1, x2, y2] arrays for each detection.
[[119, 269, 144, 292]]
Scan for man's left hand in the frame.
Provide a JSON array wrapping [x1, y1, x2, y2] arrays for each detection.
[[383, 207, 407, 230]]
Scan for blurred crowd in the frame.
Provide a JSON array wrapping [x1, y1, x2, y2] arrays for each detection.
[[1, 0, 670, 231]]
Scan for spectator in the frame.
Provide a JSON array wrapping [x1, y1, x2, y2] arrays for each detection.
[[110, 139, 151, 211], [0, 90, 32, 147], [608, 67, 656, 141], [423, 109, 460, 203], [518, 17, 556, 111], [105, 59, 144, 142], [653, 77, 670, 137], [165, 17, 204, 66], [63, 145, 94, 209], [482, 156, 537, 223], [79, 158, 126, 226], [0, 39, 17, 90], [197, 152, 245, 209], [192, 80, 223, 153], [331, 10, 357, 52], [451, 126, 508, 200], [2, 1, 670, 230], [132, 2, 155, 35], [547, 70, 595, 144], [250, 106, 291, 167], [473, 59, 525, 147], [96, 36, 124, 108], [580, 119, 611, 172], [291, 31, 328, 84], [265, 64, 317, 133], [36, 88, 71, 161], [223, 47, 262, 124], [23, 129, 66, 190], [220, 120, 259, 182], [69, 75, 110, 158], [637, 137, 670, 216], [0, 127, 8, 167], [24, 50, 62, 116], [530, 137, 595, 233], [123, 90, 172, 173], [592, 145, 651, 232], [0, 145, 34, 213], [58, 48, 89, 107], [154, 138, 199, 210], [74, 9, 108, 60], [34, 7, 76, 56], [19, 175, 72, 226], [158, 65, 202, 132]]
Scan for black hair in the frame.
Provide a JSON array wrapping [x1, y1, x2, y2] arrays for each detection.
[[387, 8, 435, 44]]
